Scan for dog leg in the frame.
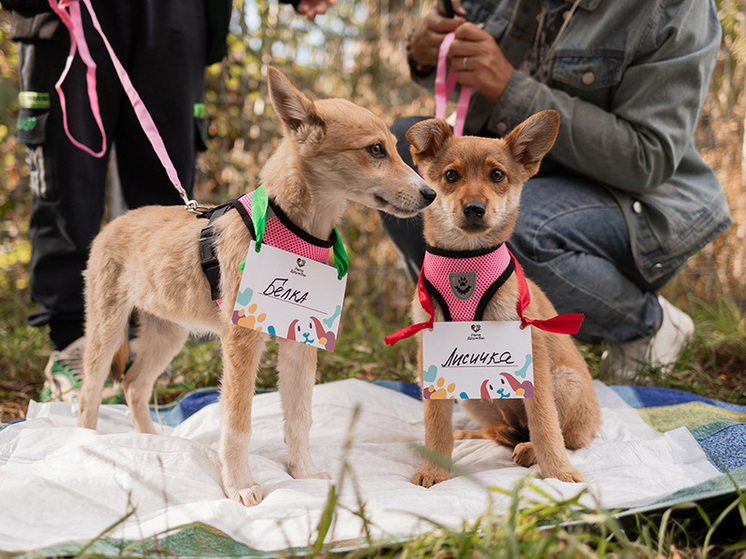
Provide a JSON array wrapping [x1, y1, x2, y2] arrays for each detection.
[[219, 325, 266, 506], [413, 398, 455, 487], [122, 313, 189, 434], [277, 339, 329, 480], [524, 349, 583, 483], [523, 397, 583, 481], [552, 364, 601, 451], [78, 304, 131, 430]]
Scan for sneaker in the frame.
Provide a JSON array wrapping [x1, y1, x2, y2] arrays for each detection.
[[40, 337, 125, 404], [601, 296, 694, 382]]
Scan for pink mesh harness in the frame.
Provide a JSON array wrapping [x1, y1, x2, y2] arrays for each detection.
[[235, 190, 334, 263], [385, 244, 584, 346], [422, 243, 515, 322], [198, 190, 336, 304]]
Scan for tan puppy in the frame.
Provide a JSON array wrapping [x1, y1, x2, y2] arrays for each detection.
[[76, 67, 435, 506], [405, 111, 601, 486]]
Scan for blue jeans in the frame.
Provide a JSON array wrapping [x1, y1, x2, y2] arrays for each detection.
[[381, 117, 665, 345]]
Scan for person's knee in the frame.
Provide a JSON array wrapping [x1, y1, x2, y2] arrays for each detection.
[[510, 208, 550, 266]]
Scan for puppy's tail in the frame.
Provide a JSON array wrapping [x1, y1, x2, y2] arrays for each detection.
[[481, 421, 530, 447], [109, 340, 129, 383]]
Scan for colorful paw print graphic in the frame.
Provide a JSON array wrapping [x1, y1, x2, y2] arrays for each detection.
[[232, 303, 268, 332], [423, 376, 457, 400]]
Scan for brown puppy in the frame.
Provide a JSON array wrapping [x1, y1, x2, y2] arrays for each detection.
[[76, 67, 435, 506], [405, 111, 601, 486]]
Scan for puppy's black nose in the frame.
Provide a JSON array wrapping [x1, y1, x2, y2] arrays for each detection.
[[463, 202, 485, 220], [421, 187, 436, 203]]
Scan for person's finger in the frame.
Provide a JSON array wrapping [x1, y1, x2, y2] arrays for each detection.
[[451, 0, 467, 17], [453, 21, 490, 41]]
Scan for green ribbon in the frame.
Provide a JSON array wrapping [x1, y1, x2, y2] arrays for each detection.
[[251, 185, 269, 252], [250, 185, 348, 280], [332, 230, 349, 280]]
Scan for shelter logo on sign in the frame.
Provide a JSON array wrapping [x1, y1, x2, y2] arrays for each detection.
[[467, 323, 484, 341], [291, 257, 308, 277]]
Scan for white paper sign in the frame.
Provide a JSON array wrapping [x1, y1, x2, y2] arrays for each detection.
[[231, 241, 347, 351], [421, 321, 534, 400]]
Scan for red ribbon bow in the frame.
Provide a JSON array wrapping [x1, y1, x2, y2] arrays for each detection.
[[384, 249, 584, 346]]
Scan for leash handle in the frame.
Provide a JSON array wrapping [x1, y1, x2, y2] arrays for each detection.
[[47, 0, 204, 212], [435, 32, 472, 137], [48, 0, 106, 158]]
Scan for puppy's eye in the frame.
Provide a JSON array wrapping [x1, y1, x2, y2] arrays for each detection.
[[490, 168, 505, 183], [367, 144, 386, 158], [444, 169, 459, 182]]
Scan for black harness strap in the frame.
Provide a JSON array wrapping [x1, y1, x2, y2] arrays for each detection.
[[197, 201, 235, 302], [196, 194, 335, 303]]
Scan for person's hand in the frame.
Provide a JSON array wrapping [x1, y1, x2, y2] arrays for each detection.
[[407, 1, 466, 68], [296, 0, 336, 22], [447, 22, 514, 104]]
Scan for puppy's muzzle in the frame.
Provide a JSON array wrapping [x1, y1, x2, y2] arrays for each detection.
[[463, 202, 486, 221], [420, 187, 437, 206]]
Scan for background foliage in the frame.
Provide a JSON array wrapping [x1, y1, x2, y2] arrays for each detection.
[[0, 0, 744, 418]]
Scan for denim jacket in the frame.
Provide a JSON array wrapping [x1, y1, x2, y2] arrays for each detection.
[[414, 0, 732, 285]]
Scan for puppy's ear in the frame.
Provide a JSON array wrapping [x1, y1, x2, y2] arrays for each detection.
[[406, 119, 453, 162], [267, 66, 326, 145], [504, 110, 560, 176]]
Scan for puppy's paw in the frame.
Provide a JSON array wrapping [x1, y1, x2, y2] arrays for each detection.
[[512, 442, 536, 467], [225, 483, 263, 507], [307, 471, 332, 480], [412, 467, 450, 488], [454, 429, 484, 440], [545, 467, 584, 483], [289, 460, 330, 480]]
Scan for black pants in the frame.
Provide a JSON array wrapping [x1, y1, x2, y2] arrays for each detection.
[[17, 0, 208, 350]]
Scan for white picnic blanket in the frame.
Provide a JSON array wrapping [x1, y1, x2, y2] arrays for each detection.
[[0, 379, 719, 553]]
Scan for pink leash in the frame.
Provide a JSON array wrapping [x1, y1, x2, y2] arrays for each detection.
[[47, 0, 201, 211], [435, 32, 472, 136]]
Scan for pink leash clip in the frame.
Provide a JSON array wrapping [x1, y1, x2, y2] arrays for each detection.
[[434, 32, 472, 136]]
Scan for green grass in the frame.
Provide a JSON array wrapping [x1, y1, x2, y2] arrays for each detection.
[[1, 262, 745, 556], [2, 250, 743, 408]]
